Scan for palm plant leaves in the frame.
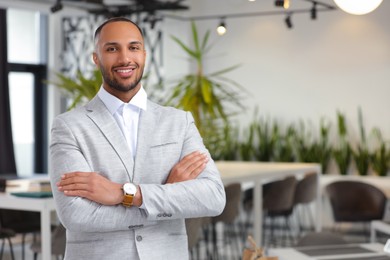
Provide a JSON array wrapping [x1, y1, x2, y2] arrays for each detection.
[[333, 111, 351, 175], [353, 107, 370, 175], [371, 128, 390, 176], [50, 69, 102, 110], [165, 21, 245, 143]]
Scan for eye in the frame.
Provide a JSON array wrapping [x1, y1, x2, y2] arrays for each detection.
[[106, 46, 117, 52], [129, 45, 141, 51]]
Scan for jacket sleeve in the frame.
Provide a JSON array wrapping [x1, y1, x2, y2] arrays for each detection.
[[50, 116, 154, 233], [139, 112, 226, 221]]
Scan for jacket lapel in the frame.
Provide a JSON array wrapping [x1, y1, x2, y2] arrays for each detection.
[[85, 96, 135, 181], [133, 101, 160, 184]]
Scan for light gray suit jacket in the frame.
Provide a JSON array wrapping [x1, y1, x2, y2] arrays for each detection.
[[49, 96, 226, 259]]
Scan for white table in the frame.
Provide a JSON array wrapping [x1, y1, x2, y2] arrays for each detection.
[[216, 161, 322, 245], [0, 193, 56, 260], [269, 243, 388, 260], [0, 179, 56, 260], [371, 220, 390, 243]]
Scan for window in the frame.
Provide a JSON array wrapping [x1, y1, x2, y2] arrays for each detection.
[[7, 9, 48, 176]]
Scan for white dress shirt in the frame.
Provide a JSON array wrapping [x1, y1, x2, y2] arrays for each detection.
[[97, 86, 147, 159]]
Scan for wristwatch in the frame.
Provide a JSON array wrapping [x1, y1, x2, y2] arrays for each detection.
[[122, 183, 137, 207]]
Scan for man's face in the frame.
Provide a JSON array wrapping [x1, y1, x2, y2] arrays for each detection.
[[93, 21, 146, 95]]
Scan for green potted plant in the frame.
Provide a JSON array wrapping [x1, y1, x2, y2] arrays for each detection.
[[164, 22, 245, 155], [295, 119, 332, 174], [50, 69, 102, 110], [252, 117, 279, 162], [211, 122, 240, 161], [273, 124, 296, 163], [333, 111, 351, 175], [371, 128, 390, 176], [352, 108, 370, 176], [239, 120, 256, 161]]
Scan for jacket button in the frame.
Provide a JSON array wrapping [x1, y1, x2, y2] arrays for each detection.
[[136, 235, 142, 242]]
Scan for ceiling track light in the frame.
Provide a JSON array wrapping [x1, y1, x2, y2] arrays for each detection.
[[285, 13, 293, 29], [275, 0, 290, 9], [216, 18, 227, 36], [164, 0, 336, 30], [311, 2, 317, 20], [51, 0, 63, 13]]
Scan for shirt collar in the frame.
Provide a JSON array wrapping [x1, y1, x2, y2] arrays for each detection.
[[98, 85, 148, 115]]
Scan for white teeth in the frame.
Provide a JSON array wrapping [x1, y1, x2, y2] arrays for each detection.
[[116, 69, 133, 73]]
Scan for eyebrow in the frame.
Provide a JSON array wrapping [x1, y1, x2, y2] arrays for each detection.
[[103, 41, 143, 47]]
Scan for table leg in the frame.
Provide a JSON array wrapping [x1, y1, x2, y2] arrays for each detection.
[[371, 221, 377, 243], [253, 180, 263, 245], [41, 209, 52, 260], [315, 170, 322, 232]]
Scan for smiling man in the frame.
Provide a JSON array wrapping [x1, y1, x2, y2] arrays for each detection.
[[49, 17, 226, 259]]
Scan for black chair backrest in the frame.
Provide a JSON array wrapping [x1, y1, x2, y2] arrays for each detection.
[[326, 180, 386, 222], [263, 176, 297, 214], [212, 183, 242, 224], [0, 209, 40, 233], [185, 217, 204, 250], [294, 172, 318, 205]]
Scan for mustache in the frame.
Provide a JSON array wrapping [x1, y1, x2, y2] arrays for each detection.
[[112, 63, 137, 69]]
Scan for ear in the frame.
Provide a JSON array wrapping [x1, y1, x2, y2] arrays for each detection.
[[92, 52, 99, 67]]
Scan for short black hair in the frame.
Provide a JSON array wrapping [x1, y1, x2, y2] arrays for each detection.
[[94, 17, 144, 46]]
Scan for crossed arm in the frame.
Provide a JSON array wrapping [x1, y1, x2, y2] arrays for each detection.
[[56, 151, 209, 207]]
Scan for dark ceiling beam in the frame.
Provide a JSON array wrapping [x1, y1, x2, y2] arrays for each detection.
[[163, 2, 335, 22]]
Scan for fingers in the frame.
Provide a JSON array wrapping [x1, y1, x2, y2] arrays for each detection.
[[57, 171, 96, 194], [58, 182, 90, 192], [166, 151, 209, 183], [56, 171, 122, 205], [57, 172, 89, 186], [177, 151, 208, 172], [187, 158, 208, 178]]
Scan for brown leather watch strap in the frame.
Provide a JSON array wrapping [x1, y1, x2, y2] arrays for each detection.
[[122, 194, 134, 207]]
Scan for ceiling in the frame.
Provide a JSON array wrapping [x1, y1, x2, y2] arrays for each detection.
[[24, 0, 189, 16]]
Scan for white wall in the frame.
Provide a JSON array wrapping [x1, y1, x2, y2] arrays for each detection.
[[2, 0, 389, 144], [164, 0, 390, 145]]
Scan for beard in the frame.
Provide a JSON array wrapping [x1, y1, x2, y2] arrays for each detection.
[[100, 63, 143, 93]]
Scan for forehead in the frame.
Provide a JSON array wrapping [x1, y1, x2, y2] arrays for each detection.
[[98, 21, 143, 45]]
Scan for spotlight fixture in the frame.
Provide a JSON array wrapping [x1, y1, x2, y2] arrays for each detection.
[[275, 0, 290, 9], [311, 2, 317, 20], [51, 0, 63, 13], [216, 19, 227, 36], [285, 14, 293, 29]]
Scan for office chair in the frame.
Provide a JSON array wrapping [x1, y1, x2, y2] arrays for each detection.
[[0, 227, 16, 260], [326, 180, 386, 239]]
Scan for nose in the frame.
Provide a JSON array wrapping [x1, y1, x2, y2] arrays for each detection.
[[118, 48, 131, 64]]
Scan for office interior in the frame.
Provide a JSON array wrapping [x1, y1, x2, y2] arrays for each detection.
[[1, 0, 390, 259]]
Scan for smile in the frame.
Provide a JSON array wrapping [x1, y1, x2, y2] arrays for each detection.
[[114, 67, 135, 77], [115, 69, 134, 73]]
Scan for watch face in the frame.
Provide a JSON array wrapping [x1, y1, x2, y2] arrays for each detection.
[[123, 183, 137, 195]]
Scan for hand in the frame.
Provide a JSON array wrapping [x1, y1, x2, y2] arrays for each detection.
[[57, 171, 123, 206], [165, 151, 209, 184]]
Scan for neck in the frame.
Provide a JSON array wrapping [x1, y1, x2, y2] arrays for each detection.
[[103, 84, 141, 103]]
